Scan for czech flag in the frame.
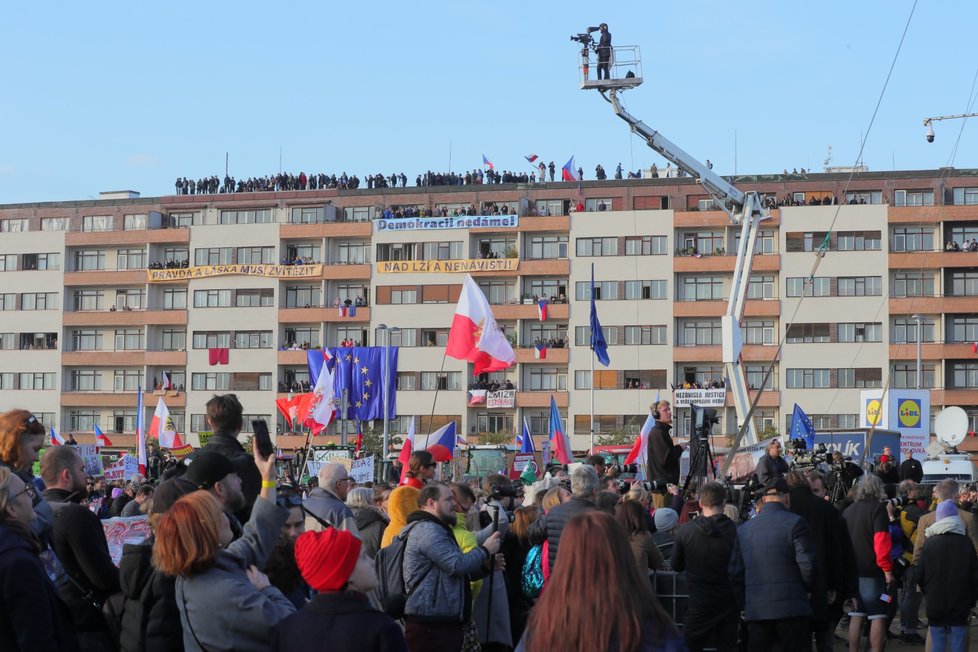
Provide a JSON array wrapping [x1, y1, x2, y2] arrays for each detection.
[[537, 298, 547, 322], [416, 422, 458, 462], [482, 154, 494, 170], [534, 342, 548, 360], [50, 426, 65, 446], [549, 396, 572, 464], [398, 420, 415, 483], [519, 417, 536, 454], [95, 425, 113, 448], [525, 154, 539, 163], [624, 412, 656, 467], [446, 274, 515, 375], [562, 156, 579, 181]]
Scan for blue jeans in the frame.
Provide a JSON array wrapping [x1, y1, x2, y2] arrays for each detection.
[[930, 625, 967, 652]]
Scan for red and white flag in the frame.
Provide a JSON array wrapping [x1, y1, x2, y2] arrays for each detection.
[[307, 359, 336, 434], [398, 420, 415, 483], [446, 275, 515, 375], [161, 371, 172, 390], [624, 412, 656, 468], [148, 397, 183, 448]]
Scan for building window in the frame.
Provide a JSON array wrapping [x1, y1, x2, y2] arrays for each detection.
[[952, 363, 978, 389], [786, 324, 830, 343], [290, 207, 326, 224], [624, 280, 668, 300], [335, 326, 367, 347], [838, 322, 883, 343], [193, 290, 232, 308], [161, 329, 186, 351], [891, 227, 934, 252], [20, 293, 57, 310], [575, 237, 618, 257], [113, 370, 141, 392], [681, 321, 722, 346], [123, 214, 147, 230], [575, 281, 620, 301], [387, 328, 414, 347], [892, 318, 935, 343], [476, 413, 514, 435], [337, 242, 370, 264], [74, 249, 105, 271], [526, 279, 566, 301], [41, 217, 68, 231], [837, 231, 881, 251], [192, 373, 231, 391], [114, 329, 144, 351], [70, 369, 102, 391], [837, 368, 883, 388], [236, 247, 275, 264], [746, 276, 775, 299], [285, 285, 320, 308], [117, 248, 147, 270], [745, 365, 777, 390], [343, 207, 374, 222], [679, 276, 724, 301], [844, 190, 883, 204], [285, 327, 319, 348], [168, 212, 198, 227], [82, 216, 113, 232], [743, 320, 775, 345], [72, 290, 102, 311], [219, 209, 272, 225], [786, 369, 831, 388], [235, 289, 274, 308], [421, 372, 461, 391], [534, 199, 568, 216], [194, 248, 234, 266], [478, 281, 514, 305], [950, 270, 978, 297], [622, 325, 667, 345], [21, 253, 59, 271], [952, 187, 978, 206], [285, 243, 321, 263], [893, 363, 935, 389], [0, 255, 17, 271], [527, 235, 568, 259], [893, 271, 934, 297], [192, 332, 231, 349], [624, 235, 668, 255], [420, 329, 449, 347], [786, 277, 830, 297], [584, 198, 613, 211], [391, 288, 418, 304], [785, 232, 829, 253], [162, 288, 187, 310], [234, 331, 273, 349], [163, 248, 189, 264], [528, 367, 566, 391], [115, 289, 145, 310], [894, 189, 934, 207], [421, 242, 464, 261], [18, 373, 56, 390], [681, 231, 723, 254], [529, 323, 568, 344], [69, 410, 100, 431]]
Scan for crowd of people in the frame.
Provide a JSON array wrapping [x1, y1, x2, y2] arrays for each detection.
[[3, 396, 977, 652], [148, 258, 189, 270], [946, 239, 978, 252]]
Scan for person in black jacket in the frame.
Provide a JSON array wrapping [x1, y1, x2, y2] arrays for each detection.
[[42, 445, 121, 652], [0, 467, 80, 652], [786, 471, 852, 652], [527, 465, 598, 574], [118, 477, 195, 652], [898, 449, 923, 483], [671, 481, 739, 652], [200, 394, 261, 521], [917, 499, 978, 651], [729, 477, 816, 652], [755, 439, 789, 487], [646, 400, 683, 508], [595, 23, 612, 80]]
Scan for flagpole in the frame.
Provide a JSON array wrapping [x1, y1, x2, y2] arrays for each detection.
[[590, 340, 595, 454], [426, 348, 450, 437]]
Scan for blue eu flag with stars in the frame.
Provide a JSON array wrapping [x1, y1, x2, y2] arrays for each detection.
[[330, 346, 398, 421]]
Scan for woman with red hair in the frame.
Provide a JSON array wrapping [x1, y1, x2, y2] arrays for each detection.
[[153, 443, 295, 651], [0, 410, 52, 537], [517, 511, 682, 652]]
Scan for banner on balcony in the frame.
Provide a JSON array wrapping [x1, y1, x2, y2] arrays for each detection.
[[672, 388, 726, 408], [376, 258, 518, 274], [487, 390, 516, 409], [374, 215, 518, 232], [147, 263, 323, 282]]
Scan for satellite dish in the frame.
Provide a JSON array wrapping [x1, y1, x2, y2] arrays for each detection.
[[935, 406, 969, 447]]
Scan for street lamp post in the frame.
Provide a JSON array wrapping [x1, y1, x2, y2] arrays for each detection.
[[912, 313, 924, 389]]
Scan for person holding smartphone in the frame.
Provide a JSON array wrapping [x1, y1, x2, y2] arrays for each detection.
[[200, 394, 261, 521]]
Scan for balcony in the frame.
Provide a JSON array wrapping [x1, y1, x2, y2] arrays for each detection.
[[280, 222, 371, 239], [888, 205, 978, 224], [61, 391, 186, 408], [672, 344, 777, 363], [673, 300, 780, 318], [888, 342, 977, 360], [63, 309, 188, 327], [888, 251, 978, 270], [63, 270, 148, 286], [323, 263, 371, 280], [931, 389, 978, 406], [66, 228, 190, 247], [145, 350, 187, 366], [725, 390, 780, 408], [278, 349, 313, 365], [62, 351, 148, 366], [673, 254, 781, 273], [278, 306, 370, 324], [517, 259, 571, 276], [515, 347, 569, 363], [890, 296, 973, 314], [492, 302, 569, 320], [516, 391, 569, 408], [516, 216, 570, 232]]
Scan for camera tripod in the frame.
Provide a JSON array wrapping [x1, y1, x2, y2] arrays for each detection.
[[680, 431, 718, 504]]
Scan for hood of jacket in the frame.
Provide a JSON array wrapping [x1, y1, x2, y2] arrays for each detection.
[[119, 539, 155, 598], [926, 514, 966, 537], [692, 512, 734, 537], [406, 508, 455, 536], [354, 505, 389, 530], [387, 485, 421, 525]]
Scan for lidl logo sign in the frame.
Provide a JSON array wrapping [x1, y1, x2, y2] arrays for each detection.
[[866, 399, 883, 426], [898, 399, 922, 427]]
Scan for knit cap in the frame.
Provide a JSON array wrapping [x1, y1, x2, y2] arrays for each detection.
[[936, 499, 957, 521], [653, 507, 679, 532], [294, 528, 362, 592]]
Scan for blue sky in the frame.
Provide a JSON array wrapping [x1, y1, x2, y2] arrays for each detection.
[[1, 1, 975, 204]]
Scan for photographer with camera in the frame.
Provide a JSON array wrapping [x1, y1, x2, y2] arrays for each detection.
[[473, 474, 521, 649], [646, 400, 683, 509], [890, 480, 927, 644], [756, 439, 789, 487]]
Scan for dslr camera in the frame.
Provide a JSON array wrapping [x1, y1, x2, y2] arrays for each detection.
[[608, 463, 639, 475]]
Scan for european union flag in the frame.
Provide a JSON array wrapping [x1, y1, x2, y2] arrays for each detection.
[[790, 403, 816, 451], [329, 346, 398, 421], [589, 263, 610, 367]]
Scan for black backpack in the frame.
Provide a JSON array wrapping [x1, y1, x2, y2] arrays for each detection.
[[374, 521, 429, 618]]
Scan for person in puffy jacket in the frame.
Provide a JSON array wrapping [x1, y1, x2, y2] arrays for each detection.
[[347, 487, 388, 558], [381, 485, 420, 549]]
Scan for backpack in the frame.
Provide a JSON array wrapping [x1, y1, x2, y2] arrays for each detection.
[[374, 521, 428, 618]]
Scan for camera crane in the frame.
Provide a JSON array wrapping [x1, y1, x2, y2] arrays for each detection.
[[575, 34, 769, 446]]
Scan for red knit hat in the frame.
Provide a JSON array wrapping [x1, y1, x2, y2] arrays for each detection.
[[294, 529, 362, 592]]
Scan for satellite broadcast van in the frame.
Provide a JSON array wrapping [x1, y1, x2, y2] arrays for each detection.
[[921, 406, 978, 486]]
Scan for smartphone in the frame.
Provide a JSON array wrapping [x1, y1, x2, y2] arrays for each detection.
[[251, 419, 275, 459]]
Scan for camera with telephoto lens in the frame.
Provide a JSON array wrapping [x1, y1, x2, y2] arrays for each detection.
[[489, 484, 519, 499], [789, 440, 827, 470], [570, 32, 594, 45], [609, 463, 639, 475], [884, 495, 909, 509], [616, 479, 665, 494]]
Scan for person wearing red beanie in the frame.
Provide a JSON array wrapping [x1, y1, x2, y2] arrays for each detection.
[[273, 529, 407, 652]]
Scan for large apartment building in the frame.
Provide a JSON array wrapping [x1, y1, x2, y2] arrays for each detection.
[[0, 169, 976, 451]]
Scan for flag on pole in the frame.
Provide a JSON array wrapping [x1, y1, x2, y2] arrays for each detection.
[[161, 371, 172, 390], [275, 396, 301, 428], [519, 462, 538, 485], [49, 426, 64, 446], [790, 403, 817, 451], [549, 396, 572, 464], [519, 417, 536, 454], [415, 422, 458, 462], [94, 425, 113, 447], [537, 298, 548, 321], [308, 361, 336, 434], [398, 420, 416, 483], [525, 154, 539, 164], [624, 412, 656, 467], [562, 156, 579, 181], [482, 154, 494, 170], [148, 397, 183, 448], [589, 264, 611, 367], [446, 274, 515, 375], [136, 385, 147, 476]]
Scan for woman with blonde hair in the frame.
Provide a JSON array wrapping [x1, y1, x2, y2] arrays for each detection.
[[153, 445, 295, 651]]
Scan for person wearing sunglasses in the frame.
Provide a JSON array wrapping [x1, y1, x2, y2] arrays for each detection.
[[0, 466, 80, 651], [0, 410, 53, 539], [400, 450, 437, 490]]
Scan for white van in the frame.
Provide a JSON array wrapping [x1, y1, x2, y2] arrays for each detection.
[[920, 454, 978, 486]]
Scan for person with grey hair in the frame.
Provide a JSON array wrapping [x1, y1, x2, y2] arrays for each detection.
[[842, 474, 894, 652], [347, 486, 387, 558], [303, 462, 359, 536], [527, 465, 598, 574]]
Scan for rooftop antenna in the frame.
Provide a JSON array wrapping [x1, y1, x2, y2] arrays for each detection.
[[823, 145, 832, 171]]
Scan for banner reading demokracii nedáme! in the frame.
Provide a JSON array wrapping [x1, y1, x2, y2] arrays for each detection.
[[376, 258, 519, 274], [146, 263, 323, 282], [374, 215, 518, 232]]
